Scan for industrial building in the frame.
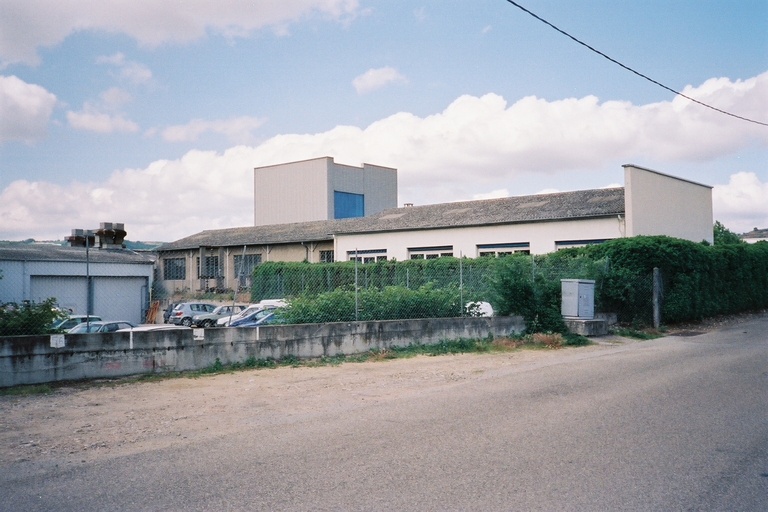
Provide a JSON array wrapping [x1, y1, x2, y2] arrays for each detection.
[[0, 223, 155, 324], [156, 164, 713, 293]]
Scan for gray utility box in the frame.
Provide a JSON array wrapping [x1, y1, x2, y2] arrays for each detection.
[[561, 279, 595, 319]]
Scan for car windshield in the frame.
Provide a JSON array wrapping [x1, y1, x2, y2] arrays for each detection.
[[69, 322, 105, 333]]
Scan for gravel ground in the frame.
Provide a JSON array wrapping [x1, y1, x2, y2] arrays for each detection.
[[2, 311, 764, 468]]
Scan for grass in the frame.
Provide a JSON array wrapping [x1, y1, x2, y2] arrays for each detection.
[[0, 333, 593, 394], [0, 383, 53, 396], [611, 327, 664, 340]]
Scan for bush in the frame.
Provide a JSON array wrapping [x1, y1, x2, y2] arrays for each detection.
[[0, 298, 67, 336]]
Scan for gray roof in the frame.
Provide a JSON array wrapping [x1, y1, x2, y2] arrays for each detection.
[[159, 187, 625, 251], [741, 228, 768, 240], [0, 244, 155, 264]]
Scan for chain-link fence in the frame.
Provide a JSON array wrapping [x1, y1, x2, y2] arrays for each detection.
[[1, 251, 659, 336]]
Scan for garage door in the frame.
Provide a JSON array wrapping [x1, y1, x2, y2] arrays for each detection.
[[30, 276, 148, 324]]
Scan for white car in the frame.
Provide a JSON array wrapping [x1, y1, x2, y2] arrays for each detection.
[[216, 299, 287, 326]]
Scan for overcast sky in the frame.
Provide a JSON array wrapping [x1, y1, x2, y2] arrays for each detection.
[[0, 0, 766, 241]]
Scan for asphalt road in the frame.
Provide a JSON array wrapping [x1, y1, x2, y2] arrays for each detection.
[[3, 317, 767, 511]]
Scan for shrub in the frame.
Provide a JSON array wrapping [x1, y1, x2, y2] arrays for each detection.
[[0, 298, 67, 336]]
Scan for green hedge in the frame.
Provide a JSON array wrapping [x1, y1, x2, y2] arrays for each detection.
[[251, 257, 497, 302], [276, 283, 469, 323], [580, 236, 768, 323]]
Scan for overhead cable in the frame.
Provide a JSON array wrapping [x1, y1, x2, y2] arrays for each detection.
[[504, 0, 767, 127]]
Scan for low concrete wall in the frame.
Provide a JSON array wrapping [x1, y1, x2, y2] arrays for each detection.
[[0, 316, 524, 387]]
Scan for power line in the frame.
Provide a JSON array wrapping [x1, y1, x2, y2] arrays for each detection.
[[504, 0, 768, 127]]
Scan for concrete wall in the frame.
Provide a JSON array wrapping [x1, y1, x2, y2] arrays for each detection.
[[336, 216, 623, 259], [0, 316, 525, 387], [624, 164, 713, 243]]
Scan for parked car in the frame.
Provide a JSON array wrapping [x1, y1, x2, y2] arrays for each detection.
[[230, 309, 280, 327], [169, 302, 217, 326], [162, 302, 181, 324], [216, 299, 287, 326], [53, 315, 102, 331], [117, 324, 191, 332], [192, 304, 248, 327], [68, 321, 136, 333]]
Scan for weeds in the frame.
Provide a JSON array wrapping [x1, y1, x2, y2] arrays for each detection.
[[611, 327, 663, 340], [0, 384, 53, 396]]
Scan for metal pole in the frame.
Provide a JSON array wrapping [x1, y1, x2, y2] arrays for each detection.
[[354, 248, 359, 321], [459, 252, 464, 316], [653, 267, 661, 329], [85, 230, 92, 329]]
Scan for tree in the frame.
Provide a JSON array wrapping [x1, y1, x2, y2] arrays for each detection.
[[713, 221, 745, 246]]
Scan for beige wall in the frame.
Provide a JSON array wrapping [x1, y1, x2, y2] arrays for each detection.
[[160, 242, 334, 293], [335, 216, 623, 260], [624, 164, 713, 243], [254, 157, 397, 226], [254, 158, 329, 226]]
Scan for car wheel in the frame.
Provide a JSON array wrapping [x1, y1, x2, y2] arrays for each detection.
[[182, 317, 192, 327], [203, 320, 213, 328]]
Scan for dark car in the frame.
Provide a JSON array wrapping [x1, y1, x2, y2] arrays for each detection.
[[68, 321, 136, 333], [230, 309, 281, 327], [163, 302, 181, 324]]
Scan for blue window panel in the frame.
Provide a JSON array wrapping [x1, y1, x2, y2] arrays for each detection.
[[334, 191, 364, 219]]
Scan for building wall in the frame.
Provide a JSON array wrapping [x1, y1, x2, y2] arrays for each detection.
[[335, 216, 623, 260], [160, 241, 335, 294], [624, 165, 713, 243], [254, 158, 329, 226], [0, 259, 152, 323], [254, 157, 397, 226]]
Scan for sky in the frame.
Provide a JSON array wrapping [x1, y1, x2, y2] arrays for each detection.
[[0, 0, 766, 242]]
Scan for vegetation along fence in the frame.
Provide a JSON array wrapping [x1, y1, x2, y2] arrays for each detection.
[[3, 235, 767, 337]]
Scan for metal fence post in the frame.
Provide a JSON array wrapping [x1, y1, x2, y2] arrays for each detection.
[[459, 253, 464, 316], [354, 248, 359, 322], [653, 267, 662, 329]]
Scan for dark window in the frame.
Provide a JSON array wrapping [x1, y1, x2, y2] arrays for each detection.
[[163, 258, 186, 280], [334, 191, 364, 219], [196, 256, 220, 279], [410, 254, 425, 260], [320, 250, 335, 263], [376, 256, 387, 262], [233, 254, 262, 287]]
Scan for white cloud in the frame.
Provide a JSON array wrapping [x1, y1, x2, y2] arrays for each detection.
[[119, 61, 152, 84], [352, 67, 407, 94], [99, 87, 132, 107], [96, 52, 125, 66], [0, 0, 360, 66], [713, 172, 768, 233], [482, 25, 492, 34], [161, 116, 266, 143], [97, 53, 152, 84], [0, 71, 766, 241], [66, 104, 139, 133], [0, 75, 57, 143], [472, 189, 508, 200]]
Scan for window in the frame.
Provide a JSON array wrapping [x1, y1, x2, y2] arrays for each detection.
[[163, 258, 186, 280], [555, 239, 609, 250], [196, 256, 220, 279], [476, 243, 530, 257], [334, 191, 364, 219], [408, 245, 453, 259], [233, 253, 262, 287], [347, 249, 386, 262], [320, 250, 334, 263]]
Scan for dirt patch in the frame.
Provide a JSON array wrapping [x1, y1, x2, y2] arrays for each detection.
[[0, 347, 600, 466]]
